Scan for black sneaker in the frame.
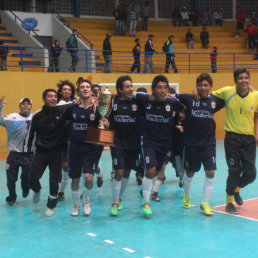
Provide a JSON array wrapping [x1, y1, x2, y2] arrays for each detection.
[[111, 171, 114, 181], [58, 192, 65, 201], [226, 203, 239, 214], [179, 178, 184, 188], [234, 192, 243, 206], [162, 176, 166, 184], [152, 192, 161, 202], [6, 196, 16, 206], [136, 176, 142, 185], [97, 173, 103, 188], [22, 189, 30, 198]]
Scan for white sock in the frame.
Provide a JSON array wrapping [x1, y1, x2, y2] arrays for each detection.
[[59, 171, 69, 193], [112, 179, 121, 203], [183, 174, 193, 196], [202, 177, 214, 203], [142, 176, 153, 202], [72, 189, 80, 207], [83, 187, 92, 203], [119, 177, 129, 199], [153, 178, 162, 193]]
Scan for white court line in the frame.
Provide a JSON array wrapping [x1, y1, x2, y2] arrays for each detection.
[[123, 248, 135, 253], [104, 240, 115, 244], [212, 197, 258, 208], [87, 233, 97, 237], [144, 257, 152, 258]]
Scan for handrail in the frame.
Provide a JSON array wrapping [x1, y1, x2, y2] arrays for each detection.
[[51, 9, 93, 49], [6, 9, 46, 46]]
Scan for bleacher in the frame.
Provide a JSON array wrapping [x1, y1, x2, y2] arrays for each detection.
[[0, 24, 43, 72], [65, 17, 255, 73]]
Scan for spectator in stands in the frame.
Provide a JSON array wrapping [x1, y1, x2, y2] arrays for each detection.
[[128, 5, 138, 37], [103, 33, 112, 73], [163, 35, 178, 73], [251, 12, 258, 25], [195, 9, 203, 26], [113, 5, 122, 36], [144, 34, 155, 73], [141, 1, 151, 31], [210, 46, 217, 73], [0, 40, 8, 71], [213, 9, 222, 26], [185, 28, 195, 49], [48, 40, 63, 72], [203, 7, 211, 26], [67, 29, 79, 72], [121, 4, 128, 36], [181, 7, 189, 26], [200, 26, 209, 49], [130, 38, 141, 73], [246, 21, 257, 49], [172, 7, 182, 26], [235, 7, 245, 38]]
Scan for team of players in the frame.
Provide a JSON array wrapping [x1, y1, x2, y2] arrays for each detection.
[[0, 68, 257, 217]]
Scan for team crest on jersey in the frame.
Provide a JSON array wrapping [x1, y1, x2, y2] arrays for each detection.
[[6, 163, 9, 170], [72, 113, 77, 119], [145, 156, 150, 164], [113, 158, 118, 166], [147, 103, 151, 109], [132, 104, 137, 111], [113, 104, 118, 111], [90, 113, 95, 121], [211, 101, 216, 109], [80, 115, 86, 119], [165, 105, 170, 112], [250, 105, 254, 112]]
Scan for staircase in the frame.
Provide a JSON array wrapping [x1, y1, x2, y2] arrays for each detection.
[[65, 18, 256, 73], [0, 24, 43, 72]]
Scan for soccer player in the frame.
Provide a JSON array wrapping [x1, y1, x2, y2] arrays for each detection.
[[107, 75, 141, 216], [212, 68, 258, 214], [176, 73, 225, 216], [26, 89, 68, 216], [0, 96, 33, 206], [56, 80, 76, 201], [135, 75, 183, 216]]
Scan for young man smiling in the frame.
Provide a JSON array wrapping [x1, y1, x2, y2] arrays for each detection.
[[212, 68, 258, 214]]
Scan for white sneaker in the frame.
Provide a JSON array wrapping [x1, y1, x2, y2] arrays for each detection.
[[71, 205, 80, 216], [83, 201, 91, 216], [45, 208, 54, 217], [33, 191, 41, 204]]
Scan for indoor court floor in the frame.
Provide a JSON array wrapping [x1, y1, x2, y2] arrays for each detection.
[[0, 141, 258, 258]]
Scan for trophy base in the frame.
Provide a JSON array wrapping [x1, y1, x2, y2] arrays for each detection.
[[85, 127, 115, 146]]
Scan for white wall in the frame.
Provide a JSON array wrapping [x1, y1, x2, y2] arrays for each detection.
[[13, 12, 52, 36]]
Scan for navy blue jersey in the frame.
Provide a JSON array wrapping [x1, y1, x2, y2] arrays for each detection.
[[107, 97, 141, 149], [135, 93, 184, 143], [65, 104, 100, 143], [176, 93, 225, 146]]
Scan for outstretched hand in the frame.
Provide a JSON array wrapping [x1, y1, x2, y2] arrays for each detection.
[[0, 95, 7, 105]]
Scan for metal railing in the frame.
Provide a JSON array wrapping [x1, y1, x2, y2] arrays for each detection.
[[1, 45, 258, 73]]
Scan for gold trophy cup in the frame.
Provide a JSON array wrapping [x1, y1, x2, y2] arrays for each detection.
[[85, 87, 115, 146]]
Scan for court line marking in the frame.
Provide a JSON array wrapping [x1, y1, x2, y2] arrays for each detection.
[[87, 233, 97, 237], [104, 240, 115, 244], [123, 248, 135, 253], [212, 197, 258, 222]]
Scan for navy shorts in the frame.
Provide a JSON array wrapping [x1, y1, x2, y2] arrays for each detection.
[[184, 144, 216, 172], [141, 138, 171, 171], [95, 145, 104, 167], [68, 141, 97, 178], [110, 146, 140, 171]]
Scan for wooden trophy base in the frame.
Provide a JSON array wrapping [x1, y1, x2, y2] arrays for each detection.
[[85, 127, 115, 146]]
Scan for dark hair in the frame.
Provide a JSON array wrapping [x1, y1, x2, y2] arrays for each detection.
[[168, 35, 174, 40], [116, 75, 132, 93], [168, 87, 176, 94], [42, 89, 57, 99], [196, 73, 213, 85], [93, 84, 102, 91], [77, 79, 93, 92], [151, 75, 169, 91], [76, 77, 84, 86], [148, 34, 154, 38], [56, 80, 76, 101], [234, 68, 250, 82], [135, 38, 140, 43], [136, 87, 147, 93], [92, 88, 98, 98], [212, 46, 217, 52], [73, 29, 77, 33]]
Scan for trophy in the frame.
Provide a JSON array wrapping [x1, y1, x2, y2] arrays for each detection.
[[85, 87, 115, 146]]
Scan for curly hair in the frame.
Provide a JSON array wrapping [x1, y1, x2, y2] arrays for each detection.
[[56, 80, 76, 101]]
